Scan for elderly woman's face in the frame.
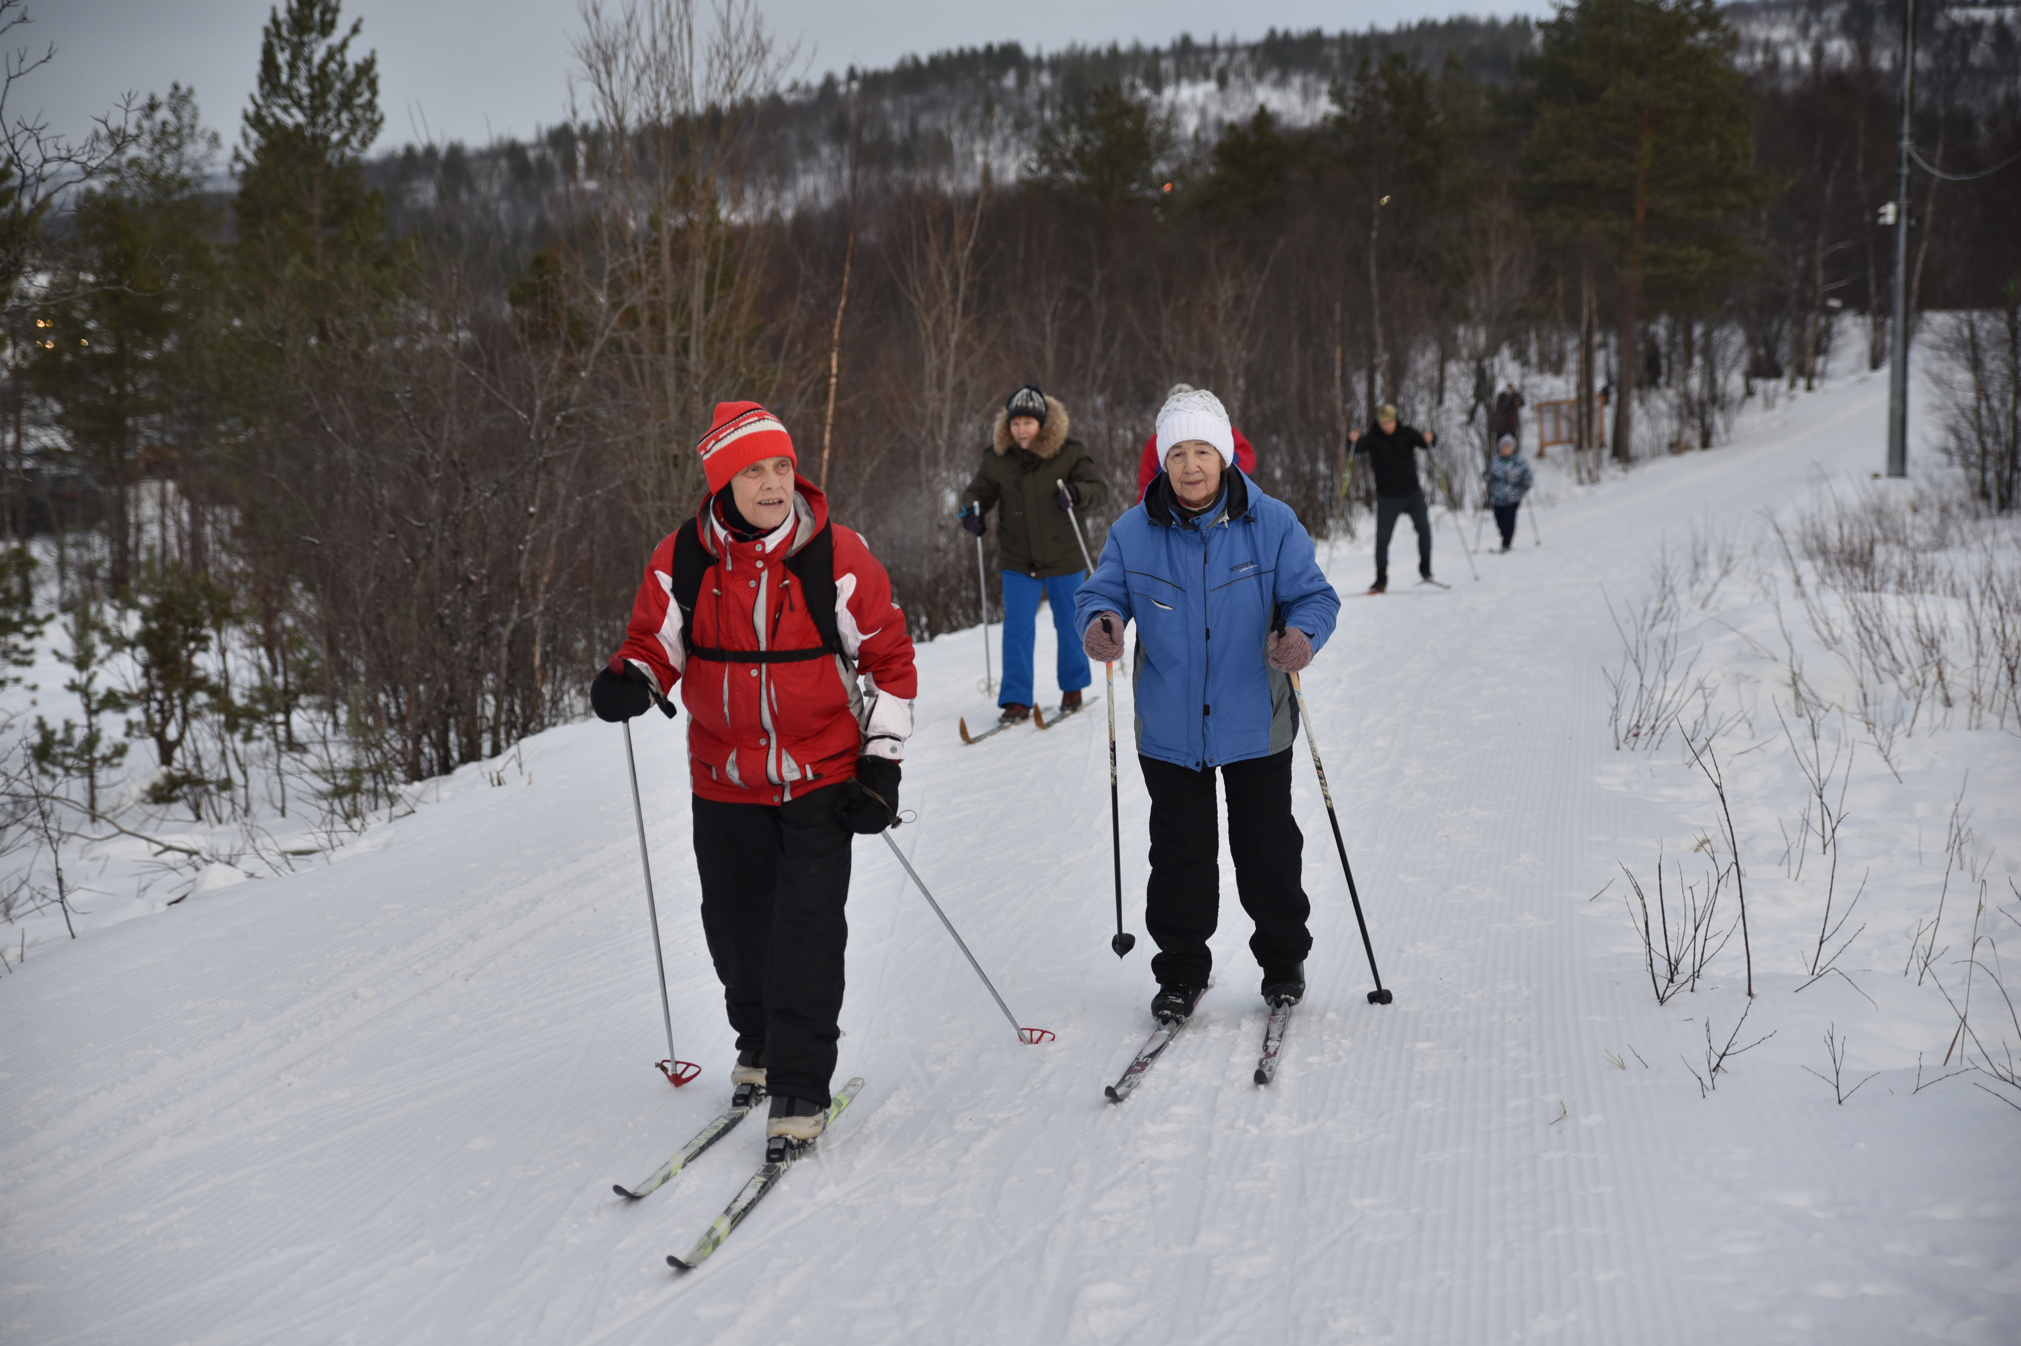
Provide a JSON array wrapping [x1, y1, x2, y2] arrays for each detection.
[[1165, 440, 1224, 509]]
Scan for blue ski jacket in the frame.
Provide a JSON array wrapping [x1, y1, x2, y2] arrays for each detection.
[[1075, 468, 1341, 771]]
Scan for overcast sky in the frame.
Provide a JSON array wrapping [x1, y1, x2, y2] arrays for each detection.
[[32, 0, 1521, 159]]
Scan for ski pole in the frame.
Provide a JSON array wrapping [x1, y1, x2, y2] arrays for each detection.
[[1058, 493, 1132, 958], [974, 529, 996, 696], [1057, 478, 1099, 575], [1285, 671, 1393, 1005], [1101, 617, 1134, 957], [1431, 463, 1481, 582], [1473, 501, 1488, 554], [622, 720, 700, 1085], [1527, 498, 1543, 547], [881, 831, 1054, 1043]]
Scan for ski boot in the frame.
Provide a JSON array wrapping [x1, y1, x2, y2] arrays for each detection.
[[765, 1094, 826, 1162], [1059, 689, 1083, 711], [1367, 572, 1388, 594], [1150, 984, 1203, 1025], [730, 1047, 767, 1108], [1260, 962, 1306, 1007], [998, 702, 1032, 725], [1419, 561, 1435, 583]]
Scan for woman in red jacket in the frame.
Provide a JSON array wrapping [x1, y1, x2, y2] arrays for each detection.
[[591, 402, 917, 1148]]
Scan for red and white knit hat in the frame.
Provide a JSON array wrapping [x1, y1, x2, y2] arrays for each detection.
[[696, 401, 796, 494]]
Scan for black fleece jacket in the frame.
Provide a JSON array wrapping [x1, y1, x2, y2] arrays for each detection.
[[1352, 423, 1431, 498]]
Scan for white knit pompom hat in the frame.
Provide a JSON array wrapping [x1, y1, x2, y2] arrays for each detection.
[[1155, 388, 1235, 467]]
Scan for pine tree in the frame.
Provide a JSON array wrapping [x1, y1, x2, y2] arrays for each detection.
[[33, 87, 220, 592], [1520, 0, 1776, 460], [231, 0, 388, 312], [1030, 84, 1173, 205]]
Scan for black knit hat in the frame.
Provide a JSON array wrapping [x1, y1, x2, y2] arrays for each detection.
[[1005, 384, 1047, 426]]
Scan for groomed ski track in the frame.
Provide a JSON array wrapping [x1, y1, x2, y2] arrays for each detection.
[[3, 363, 2016, 1344]]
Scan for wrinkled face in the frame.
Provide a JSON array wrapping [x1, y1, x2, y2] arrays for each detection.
[[1008, 415, 1041, 449], [730, 456, 796, 531], [1165, 440, 1224, 509], [1378, 414, 1398, 434]]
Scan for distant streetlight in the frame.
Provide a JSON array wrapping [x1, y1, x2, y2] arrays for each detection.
[[1885, 0, 1915, 478]]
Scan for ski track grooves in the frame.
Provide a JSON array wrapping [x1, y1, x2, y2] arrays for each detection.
[[5, 370, 2019, 1344]]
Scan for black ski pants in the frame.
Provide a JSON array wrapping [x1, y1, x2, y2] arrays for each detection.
[[1494, 503, 1521, 548], [691, 789, 852, 1107], [1139, 748, 1312, 991], [1374, 489, 1433, 577]]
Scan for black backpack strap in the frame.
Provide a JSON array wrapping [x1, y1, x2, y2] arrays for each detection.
[[785, 523, 841, 656], [668, 519, 711, 657], [673, 516, 845, 664]]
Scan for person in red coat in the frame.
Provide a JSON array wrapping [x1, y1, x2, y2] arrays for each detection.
[[591, 401, 917, 1147], [1136, 383, 1256, 500]]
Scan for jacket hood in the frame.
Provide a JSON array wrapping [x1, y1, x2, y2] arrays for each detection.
[[991, 395, 1072, 459], [698, 472, 830, 559], [1144, 464, 1253, 528]]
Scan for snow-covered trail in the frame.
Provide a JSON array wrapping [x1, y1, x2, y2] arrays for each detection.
[[4, 367, 2017, 1345]]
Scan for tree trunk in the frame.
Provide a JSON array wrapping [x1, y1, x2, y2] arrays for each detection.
[[1368, 192, 1386, 408], [1616, 76, 1657, 464], [1578, 257, 1596, 480]]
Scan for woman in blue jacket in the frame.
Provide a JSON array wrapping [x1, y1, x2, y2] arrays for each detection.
[[1076, 389, 1341, 1025]]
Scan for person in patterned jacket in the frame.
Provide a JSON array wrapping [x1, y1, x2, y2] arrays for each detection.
[[591, 401, 917, 1147], [1481, 433, 1534, 552]]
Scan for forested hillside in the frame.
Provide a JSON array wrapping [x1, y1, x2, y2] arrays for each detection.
[[0, 0, 2014, 882]]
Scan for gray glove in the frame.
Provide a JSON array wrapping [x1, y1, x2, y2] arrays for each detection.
[[1083, 612, 1125, 662], [1267, 628, 1313, 673]]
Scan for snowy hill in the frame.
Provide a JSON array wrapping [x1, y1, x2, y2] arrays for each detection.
[[4, 363, 2019, 1343]]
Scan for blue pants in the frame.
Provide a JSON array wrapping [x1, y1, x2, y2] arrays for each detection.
[[999, 569, 1092, 708]]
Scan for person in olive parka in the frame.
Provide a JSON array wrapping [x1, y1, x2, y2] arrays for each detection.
[[958, 385, 1109, 724]]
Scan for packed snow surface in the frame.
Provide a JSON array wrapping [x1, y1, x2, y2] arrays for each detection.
[[4, 365, 2018, 1344]]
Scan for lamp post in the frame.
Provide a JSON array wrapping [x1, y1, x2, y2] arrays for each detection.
[[1885, 0, 1916, 479]]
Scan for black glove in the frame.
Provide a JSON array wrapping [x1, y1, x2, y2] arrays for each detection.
[[836, 756, 900, 835], [1055, 482, 1080, 511], [591, 658, 660, 723], [958, 505, 985, 537]]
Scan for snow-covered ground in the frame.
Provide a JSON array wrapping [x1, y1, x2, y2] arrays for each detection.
[[3, 362, 2017, 1345]]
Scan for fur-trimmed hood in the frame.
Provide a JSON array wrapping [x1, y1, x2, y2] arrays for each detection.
[[991, 395, 1072, 458]]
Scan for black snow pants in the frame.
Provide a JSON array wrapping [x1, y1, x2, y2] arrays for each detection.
[[1374, 489, 1433, 578], [1139, 748, 1313, 991], [691, 789, 852, 1107]]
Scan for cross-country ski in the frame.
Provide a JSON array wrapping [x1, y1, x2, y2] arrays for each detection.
[[1254, 1004, 1293, 1086], [667, 1078, 865, 1271], [957, 713, 1025, 745], [1031, 693, 1100, 728], [1105, 988, 1207, 1103], [612, 1082, 765, 1200]]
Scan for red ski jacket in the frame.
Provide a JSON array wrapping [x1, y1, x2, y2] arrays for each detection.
[[1136, 426, 1256, 500], [611, 478, 917, 805]]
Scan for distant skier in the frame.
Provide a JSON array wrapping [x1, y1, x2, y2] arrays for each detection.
[[1482, 433, 1534, 552], [958, 385, 1108, 725], [1491, 383, 1525, 452], [1135, 382, 1255, 500], [1348, 403, 1439, 592], [1076, 388, 1341, 1025], [592, 402, 917, 1149]]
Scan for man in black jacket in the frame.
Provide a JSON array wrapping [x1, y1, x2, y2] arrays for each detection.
[[1348, 403, 1439, 592]]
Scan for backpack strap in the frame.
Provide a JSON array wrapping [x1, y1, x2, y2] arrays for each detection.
[[668, 519, 711, 657], [672, 515, 844, 664], [785, 523, 841, 656]]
